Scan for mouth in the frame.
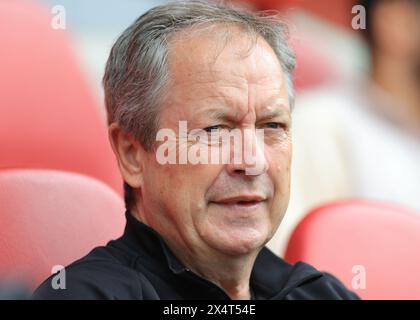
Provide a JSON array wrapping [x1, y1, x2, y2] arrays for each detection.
[[210, 195, 267, 210]]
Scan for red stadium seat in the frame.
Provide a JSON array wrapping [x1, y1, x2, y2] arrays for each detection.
[[0, 0, 122, 193], [285, 200, 420, 299], [0, 169, 125, 289]]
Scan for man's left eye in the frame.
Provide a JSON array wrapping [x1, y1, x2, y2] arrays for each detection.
[[264, 122, 283, 129]]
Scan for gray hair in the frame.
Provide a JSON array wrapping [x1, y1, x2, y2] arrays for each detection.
[[103, 0, 296, 208]]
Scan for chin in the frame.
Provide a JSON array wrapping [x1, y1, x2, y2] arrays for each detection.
[[197, 213, 273, 255], [204, 226, 269, 256]]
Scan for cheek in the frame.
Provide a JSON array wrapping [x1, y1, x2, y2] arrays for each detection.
[[267, 155, 291, 229], [147, 158, 222, 211], [267, 143, 292, 199], [268, 138, 292, 172]]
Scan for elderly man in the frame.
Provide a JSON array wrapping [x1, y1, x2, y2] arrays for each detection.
[[33, 1, 358, 300]]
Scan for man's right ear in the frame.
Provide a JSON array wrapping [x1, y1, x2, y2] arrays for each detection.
[[108, 123, 144, 189]]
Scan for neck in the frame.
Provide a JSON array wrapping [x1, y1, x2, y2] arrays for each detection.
[[168, 241, 258, 300]]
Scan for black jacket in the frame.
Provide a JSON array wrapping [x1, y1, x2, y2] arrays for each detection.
[[33, 211, 359, 300]]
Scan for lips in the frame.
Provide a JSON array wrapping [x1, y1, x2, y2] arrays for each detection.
[[210, 195, 266, 206]]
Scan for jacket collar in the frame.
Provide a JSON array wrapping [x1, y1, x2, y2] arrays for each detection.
[[121, 210, 323, 299], [121, 210, 187, 274]]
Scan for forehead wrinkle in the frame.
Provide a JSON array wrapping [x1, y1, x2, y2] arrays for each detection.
[[261, 93, 290, 111], [190, 85, 290, 123], [171, 69, 249, 90], [185, 85, 243, 111]]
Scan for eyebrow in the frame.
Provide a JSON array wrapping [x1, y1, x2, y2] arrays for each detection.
[[200, 105, 290, 123], [201, 108, 232, 122], [258, 107, 291, 122]]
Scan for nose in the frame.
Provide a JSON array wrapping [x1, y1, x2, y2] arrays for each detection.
[[225, 128, 268, 176]]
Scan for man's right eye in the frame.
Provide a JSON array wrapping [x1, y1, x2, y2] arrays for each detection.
[[203, 125, 223, 133]]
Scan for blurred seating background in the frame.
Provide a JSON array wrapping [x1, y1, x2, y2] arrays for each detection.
[[285, 200, 420, 299], [0, 0, 123, 192], [1, 0, 419, 299]]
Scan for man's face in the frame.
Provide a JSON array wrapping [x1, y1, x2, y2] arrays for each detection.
[[139, 28, 292, 257]]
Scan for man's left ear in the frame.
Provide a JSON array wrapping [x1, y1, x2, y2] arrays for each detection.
[[108, 123, 144, 190]]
